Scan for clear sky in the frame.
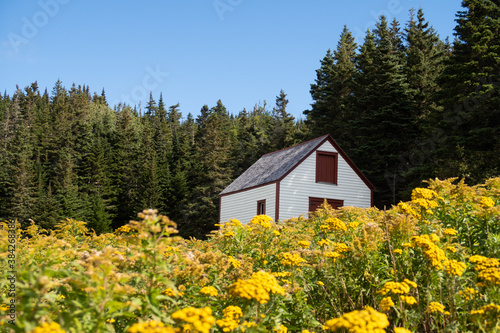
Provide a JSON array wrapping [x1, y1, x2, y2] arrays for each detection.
[[1, 0, 464, 120]]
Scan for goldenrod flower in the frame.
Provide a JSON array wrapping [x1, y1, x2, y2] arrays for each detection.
[[298, 240, 311, 248], [250, 215, 273, 228], [479, 196, 495, 208], [228, 256, 241, 268], [322, 218, 347, 232], [443, 228, 458, 236], [325, 306, 389, 332]]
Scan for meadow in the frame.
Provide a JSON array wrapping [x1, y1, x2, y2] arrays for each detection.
[[1, 177, 499, 333]]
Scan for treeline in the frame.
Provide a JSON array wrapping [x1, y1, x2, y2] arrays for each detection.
[[1, 1, 499, 237], [0, 83, 306, 238], [305, 3, 499, 206]]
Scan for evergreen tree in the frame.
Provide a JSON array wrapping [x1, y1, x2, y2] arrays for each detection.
[[305, 26, 357, 149], [436, 0, 500, 182], [352, 16, 415, 206], [185, 101, 233, 238], [269, 90, 296, 150]]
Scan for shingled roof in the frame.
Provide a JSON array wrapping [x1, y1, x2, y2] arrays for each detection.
[[220, 135, 331, 195]]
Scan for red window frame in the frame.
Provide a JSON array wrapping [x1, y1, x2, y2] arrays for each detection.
[[257, 199, 266, 215], [316, 151, 338, 184]]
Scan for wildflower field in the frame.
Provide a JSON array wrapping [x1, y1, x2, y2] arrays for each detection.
[[1, 178, 500, 333]]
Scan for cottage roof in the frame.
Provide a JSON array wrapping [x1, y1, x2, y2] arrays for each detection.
[[220, 135, 331, 195]]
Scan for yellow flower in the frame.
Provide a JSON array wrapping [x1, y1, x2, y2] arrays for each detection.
[[412, 188, 438, 200], [394, 328, 412, 333], [127, 321, 179, 333], [323, 218, 347, 232], [469, 255, 499, 271], [378, 281, 412, 295], [470, 303, 500, 316], [478, 267, 500, 285], [106, 318, 116, 323], [162, 287, 184, 297], [279, 252, 306, 266], [250, 215, 273, 228], [325, 306, 389, 332], [30, 322, 66, 333], [229, 271, 285, 304], [394, 249, 403, 255], [379, 297, 395, 312], [272, 230, 281, 236], [200, 286, 218, 297], [317, 281, 324, 286], [298, 240, 311, 248], [171, 307, 215, 333], [317, 239, 331, 247], [403, 279, 418, 289], [223, 231, 235, 238], [479, 196, 495, 208], [446, 246, 457, 253], [228, 256, 241, 268], [459, 288, 477, 301], [400, 295, 417, 305], [273, 324, 287, 333], [427, 302, 445, 314], [445, 260, 467, 276], [347, 222, 359, 229], [216, 306, 243, 332], [411, 235, 448, 269], [443, 228, 458, 236]]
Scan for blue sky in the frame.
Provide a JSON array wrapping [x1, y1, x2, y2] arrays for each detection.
[[1, 0, 463, 120]]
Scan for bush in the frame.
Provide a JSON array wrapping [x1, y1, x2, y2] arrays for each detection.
[[1, 177, 499, 332]]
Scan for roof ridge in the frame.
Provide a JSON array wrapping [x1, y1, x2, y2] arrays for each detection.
[[262, 134, 330, 156]]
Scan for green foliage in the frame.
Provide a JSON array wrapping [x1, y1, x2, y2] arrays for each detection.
[[0, 81, 305, 237]]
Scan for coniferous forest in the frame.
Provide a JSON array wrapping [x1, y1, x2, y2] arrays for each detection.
[[1, 2, 499, 238]]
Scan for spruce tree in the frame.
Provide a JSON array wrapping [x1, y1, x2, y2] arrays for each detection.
[[436, 0, 500, 182], [352, 16, 415, 206], [305, 26, 357, 149]]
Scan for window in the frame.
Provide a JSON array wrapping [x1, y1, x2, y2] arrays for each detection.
[[309, 197, 343, 212], [257, 199, 266, 215], [316, 151, 338, 184]]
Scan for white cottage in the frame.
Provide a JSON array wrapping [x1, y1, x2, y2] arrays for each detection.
[[219, 134, 374, 223]]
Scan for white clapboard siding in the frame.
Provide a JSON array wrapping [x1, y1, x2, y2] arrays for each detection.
[[279, 141, 371, 220], [220, 183, 276, 224]]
